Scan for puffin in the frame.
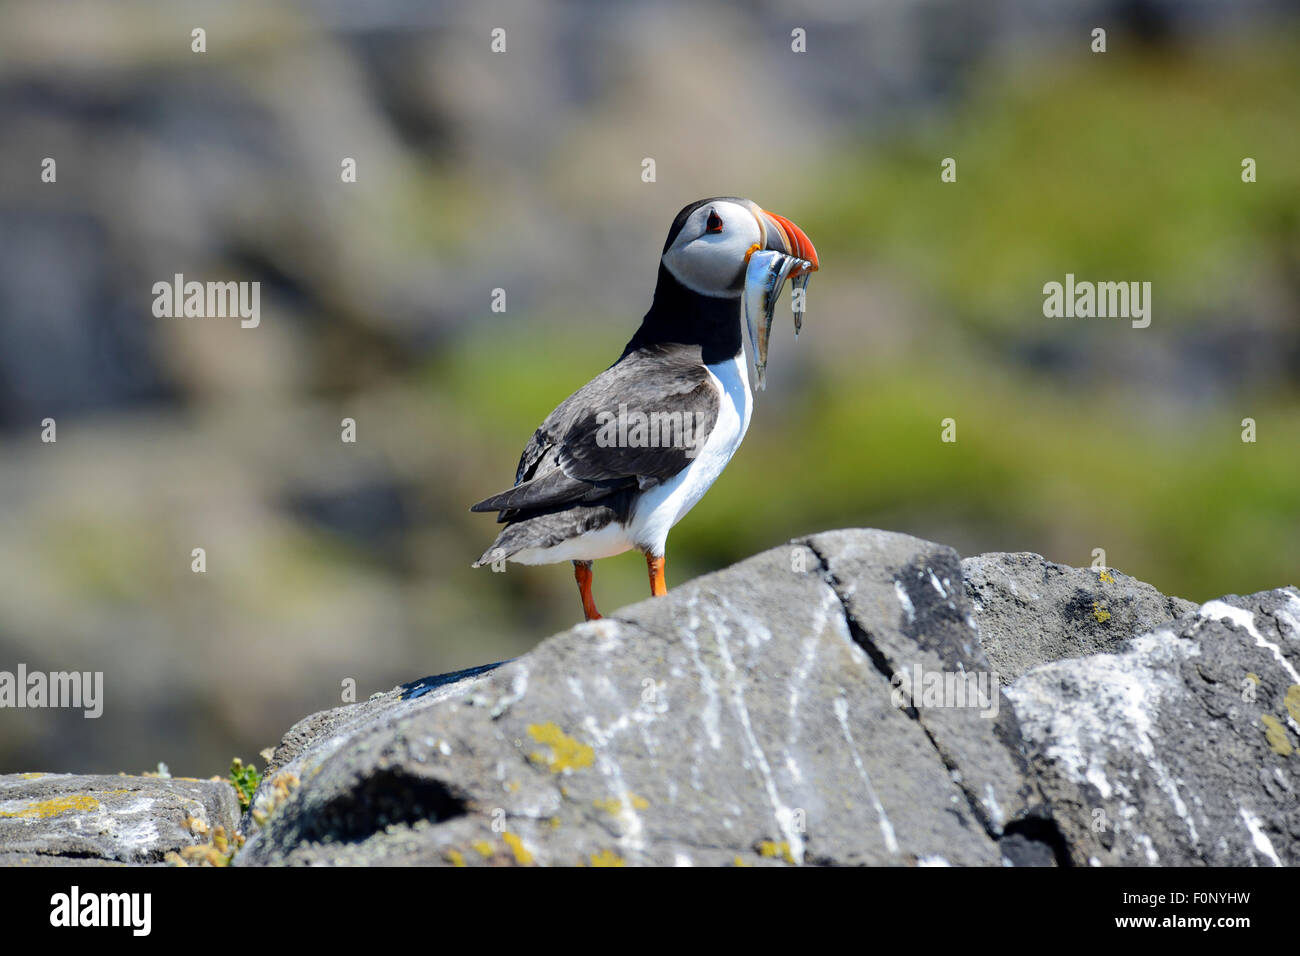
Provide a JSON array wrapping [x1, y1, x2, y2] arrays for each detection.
[[470, 197, 819, 620]]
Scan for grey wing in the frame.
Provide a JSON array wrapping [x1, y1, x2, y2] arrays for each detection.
[[469, 344, 720, 519]]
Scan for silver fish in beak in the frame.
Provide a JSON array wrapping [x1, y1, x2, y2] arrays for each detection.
[[791, 271, 810, 335], [743, 250, 815, 390], [741, 206, 819, 390]]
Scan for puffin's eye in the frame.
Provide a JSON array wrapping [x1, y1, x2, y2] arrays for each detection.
[[705, 209, 724, 234]]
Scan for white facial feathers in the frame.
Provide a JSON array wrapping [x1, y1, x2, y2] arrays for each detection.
[[660, 201, 763, 297]]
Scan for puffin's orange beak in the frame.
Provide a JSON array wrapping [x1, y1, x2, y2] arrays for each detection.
[[760, 209, 819, 274]]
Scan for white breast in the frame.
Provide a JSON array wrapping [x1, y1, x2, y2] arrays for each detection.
[[628, 352, 753, 555]]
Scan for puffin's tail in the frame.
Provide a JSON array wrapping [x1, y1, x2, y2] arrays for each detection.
[[470, 493, 635, 568], [471, 529, 519, 568]]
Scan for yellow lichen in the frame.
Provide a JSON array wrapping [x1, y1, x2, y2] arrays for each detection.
[[472, 840, 494, 857], [1285, 685, 1300, 724], [18, 772, 45, 780], [211, 826, 235, 855], [526, 722, 594, 774], [180, 843, 229, 867], [1261, 715, 1293, 756], [733, 856, 750, 867], [589, 849, 625, 867], [176, 825, 241, 866], [250, 771, 299, 827], [1092, 601, 1111, 624], [0, 795, 99, 819], [1246, 673, 1260, 685], [502, 832, 533, 865], [446, 849, 466, 867], [593, 793, 649, 814], [1098, 569, 1115, 584], [758, 840, 796, 864]]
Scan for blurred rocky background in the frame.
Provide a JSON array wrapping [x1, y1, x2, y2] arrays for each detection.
[[0, 0, 1296, 777]]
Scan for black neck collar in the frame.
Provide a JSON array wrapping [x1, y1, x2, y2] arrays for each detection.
[[619, 263, 742, 364]]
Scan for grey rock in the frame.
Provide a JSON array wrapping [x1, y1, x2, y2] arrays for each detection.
[[0, 851, 129, 867], [0, 773, 240, 865], [962, 552, 1196, 682], [9, 530, 1295, 868], [805, 531, 1048, 856], [240, 663, 505, 834], [237, 530, 1051, 866], [1006, 587, 1300, 866]]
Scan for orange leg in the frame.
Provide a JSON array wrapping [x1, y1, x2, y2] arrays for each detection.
[[573, 560, 602, 621], [645, 552, 667, 597]]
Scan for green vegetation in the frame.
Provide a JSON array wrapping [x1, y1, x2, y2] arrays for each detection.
[[809, 33, 1300, 332], [228, 757, 261, 811]]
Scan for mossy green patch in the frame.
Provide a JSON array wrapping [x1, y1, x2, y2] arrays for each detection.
[[228, 757, 262, 811]]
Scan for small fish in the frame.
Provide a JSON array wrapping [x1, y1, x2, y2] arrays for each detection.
[[791, 271, 811, 335], [742, 251, 811, 390]]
